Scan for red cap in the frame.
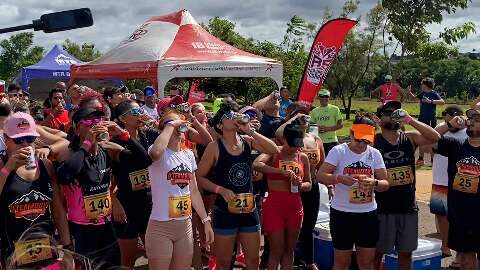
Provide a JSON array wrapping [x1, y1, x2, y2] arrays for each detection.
[[156, 95, 184, 114]]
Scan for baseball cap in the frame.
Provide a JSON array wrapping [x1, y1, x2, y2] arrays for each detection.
[[351, 124, 375, 144], [385, 75, 393, 81], [284, 124, 305, 148], [442, 105, 464, 116], [376, 101, 401, 116], [143, 86, 156, 97], [7, 84, 20, 93], [103, 85, 128, 100], [4, 112, 40, 138], [318, 89, 330, 97], [156, 95, 184, 114], [239, 106, 263, 120], [72, 108, 105, 124]]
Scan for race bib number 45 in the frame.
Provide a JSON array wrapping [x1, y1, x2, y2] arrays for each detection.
[[453, 173, 479, 194], [169, 195, 192, 218], [349, 186, 373, 204], [14, 238, 53, 266], [228, 193, 255, 214], [84, 192, 112, 220], [387, 166, 413, 186], [129, 169, 151, 191]]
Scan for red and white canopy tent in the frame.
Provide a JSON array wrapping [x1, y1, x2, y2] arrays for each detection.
[[70, 9, 283, 97]]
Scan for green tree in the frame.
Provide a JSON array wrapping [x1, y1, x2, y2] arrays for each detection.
[[0, 33, 44, 81], [282, 15, 307, 52], [62, 39, 102, 62], [382, 0, 475, 56]]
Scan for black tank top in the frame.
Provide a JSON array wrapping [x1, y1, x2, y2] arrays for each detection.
[[214, 137, 253, 211], [374, 132, 418, 213], [0, 160, 55, 263]]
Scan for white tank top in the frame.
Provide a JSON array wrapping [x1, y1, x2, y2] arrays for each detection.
[[148, 147, 197, 221]]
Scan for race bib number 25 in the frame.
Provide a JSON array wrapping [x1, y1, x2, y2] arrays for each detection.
[[453, 173, 479, 194]]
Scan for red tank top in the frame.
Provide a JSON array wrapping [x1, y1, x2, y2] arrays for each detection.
[[266, 151, 304, 181], [380, 83, 400, 104]]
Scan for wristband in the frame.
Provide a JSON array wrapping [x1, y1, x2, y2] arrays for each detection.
[[119, 130, 130, 141], [215, 185, 222, 194], [163, 120, 174, 127], [375, 179, 379, 187], [0, 166, 11, 177], [82, 140, 92, 149], [404, 115, 413, 124], [201, 216, 211, 224]]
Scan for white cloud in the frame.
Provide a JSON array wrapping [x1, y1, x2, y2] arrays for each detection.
[[0, 0, 478, 53]]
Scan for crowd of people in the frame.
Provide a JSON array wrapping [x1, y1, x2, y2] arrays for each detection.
[[0, 77, 478, 270]]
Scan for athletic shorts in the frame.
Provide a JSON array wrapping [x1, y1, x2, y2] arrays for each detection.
[[377, 213, 418, 253], [419, 118, 437, 128], [212, 206, 260, 236], [330, 208, 379, 250], [262, 191, 303, 233], [429, 185, 448, 216], [448, 222, 480, 253]]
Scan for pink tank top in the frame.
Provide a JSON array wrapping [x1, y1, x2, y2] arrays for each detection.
[[380, 83, 400, 104], [62, 184, 108, 225]]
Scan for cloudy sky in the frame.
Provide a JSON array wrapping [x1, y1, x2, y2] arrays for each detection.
[[0, 0, 479, 54]]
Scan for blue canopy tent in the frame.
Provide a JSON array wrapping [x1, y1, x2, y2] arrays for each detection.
[[15, 45, 120, 99], [18, 45, 81, 91]]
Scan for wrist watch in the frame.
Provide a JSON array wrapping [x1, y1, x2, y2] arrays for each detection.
[[201, 216, 211, 224]]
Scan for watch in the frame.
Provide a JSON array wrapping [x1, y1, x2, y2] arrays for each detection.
[[201, 216, 211, 224]]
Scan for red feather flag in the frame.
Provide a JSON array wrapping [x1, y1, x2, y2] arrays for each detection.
[[296, 18, 358, 106]]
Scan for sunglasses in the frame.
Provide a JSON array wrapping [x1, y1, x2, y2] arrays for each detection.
[[245, 111, 258, 119], [319, 95, 329, 99], [170, 103, 190, 113], [354, 138, 372, 145], [12, 136, 36, 145], [123, 107, 145, 116], [78, 118, 102, 128], [9, 93, 23, 98], [442, 111, 460, 117]]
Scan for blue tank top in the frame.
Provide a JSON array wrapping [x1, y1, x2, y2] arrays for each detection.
[[214, 137, 253, 211]]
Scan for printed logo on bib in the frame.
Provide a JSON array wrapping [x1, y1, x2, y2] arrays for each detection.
[[387, 166, 413, 186], [343, 161, 373, 178], [167, 164, 192, 189], [454, 157, 480, 194], [8, 190, 51, 222], [14, 238, 53, 266], [129, 169, 151, 191]]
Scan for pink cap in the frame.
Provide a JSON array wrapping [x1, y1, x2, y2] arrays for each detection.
[[4, 112, 40, 138]]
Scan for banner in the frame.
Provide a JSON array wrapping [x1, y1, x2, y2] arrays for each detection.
[[0, 80, 4, 93], [187, 79, 206, 105], [296, 18, 358, 106]]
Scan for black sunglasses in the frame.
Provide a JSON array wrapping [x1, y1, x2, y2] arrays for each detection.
[[12, 136, 36, 145]]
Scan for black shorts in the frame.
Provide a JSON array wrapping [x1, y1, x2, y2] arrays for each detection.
[[212, 206, 261, 236], [114, 196, 152, 239], [448, 222, 480, 253], [330, 208, 379, 250]]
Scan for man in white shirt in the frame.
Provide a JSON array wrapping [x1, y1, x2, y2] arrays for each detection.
[[141, 86, 159, 120]]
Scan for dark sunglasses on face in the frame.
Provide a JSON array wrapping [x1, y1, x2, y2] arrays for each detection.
[[354, 138, 371, 145], [319, 96, 329, 99], [78, 118, 102, 128], [12, 136, 36, 145], [9, 93, 23, 98], [123, 107, 145, 116], [245, 111, 258, 119]]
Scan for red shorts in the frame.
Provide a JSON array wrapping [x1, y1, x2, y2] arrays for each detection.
[[262, 191, 303, 233]]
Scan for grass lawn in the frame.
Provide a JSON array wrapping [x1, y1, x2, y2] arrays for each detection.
[[202, 98, 471, 138]]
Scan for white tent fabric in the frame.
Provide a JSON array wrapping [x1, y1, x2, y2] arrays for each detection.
[[71, 9, 283, 96]]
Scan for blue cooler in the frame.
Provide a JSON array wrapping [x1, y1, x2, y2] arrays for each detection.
[[313, 221, 334, 270], [385, 239, 441, 270]]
